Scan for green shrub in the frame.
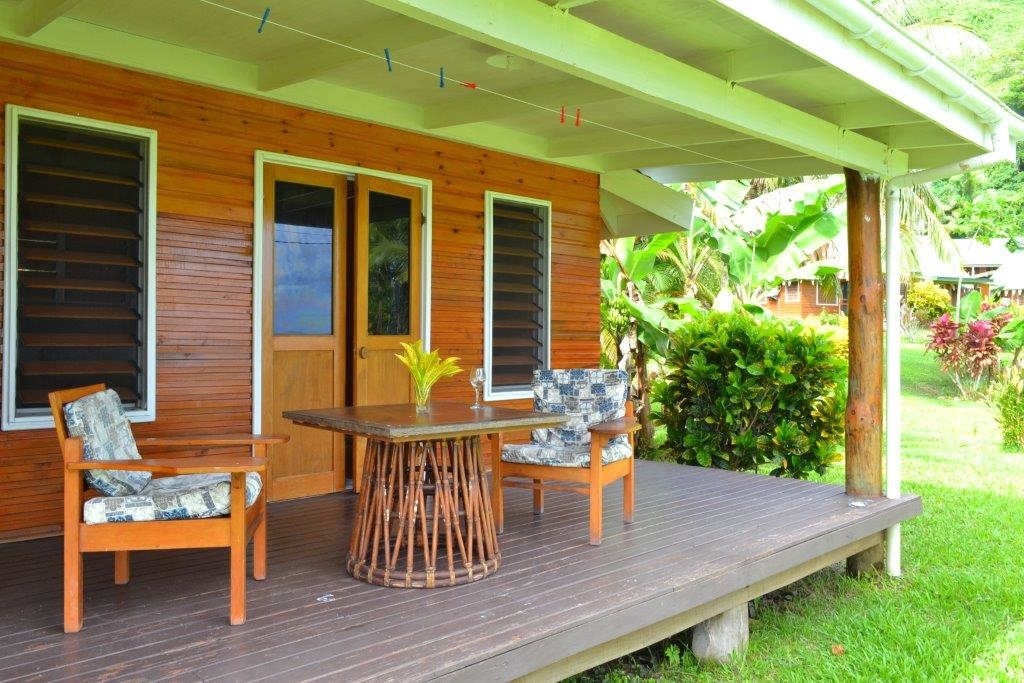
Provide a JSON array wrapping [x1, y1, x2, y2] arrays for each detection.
[[816, 310, 846, 327], [991, 368, 1024, 452], [653, 311, 847, 478], [803, 314, 849, 360], [907, 281, 952, 322]]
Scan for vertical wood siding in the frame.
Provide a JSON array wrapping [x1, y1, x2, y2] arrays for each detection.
[[0, 42, 601, 540]]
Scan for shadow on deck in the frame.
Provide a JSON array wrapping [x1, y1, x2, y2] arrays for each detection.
[[0, 461, 920, 682]]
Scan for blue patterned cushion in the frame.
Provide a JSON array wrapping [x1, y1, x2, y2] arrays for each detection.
[[502, 439, 633, 468], [63, 389, 151, 496], [82, 472, 264, 524], [502, 368, 632, 468]]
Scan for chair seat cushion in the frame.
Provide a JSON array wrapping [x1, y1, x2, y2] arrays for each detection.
[[502, 437, 632, 468], [82, 472, 263, 524]]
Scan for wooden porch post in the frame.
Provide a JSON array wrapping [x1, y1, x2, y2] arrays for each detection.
[[844, 168, 884, 575]]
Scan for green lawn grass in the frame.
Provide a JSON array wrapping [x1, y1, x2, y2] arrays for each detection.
[[577, 343, 1024, 682]]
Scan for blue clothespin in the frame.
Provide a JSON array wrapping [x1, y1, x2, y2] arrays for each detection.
[[384, 48, 393, 72], [257, 7, 270, 33], [439, 67, 445, 88]]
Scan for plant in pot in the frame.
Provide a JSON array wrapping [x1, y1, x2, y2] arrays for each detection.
[[395, 340, 462, 413]]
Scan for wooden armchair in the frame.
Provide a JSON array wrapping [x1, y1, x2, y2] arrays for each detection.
[[490, 369, 640, 545], [49, 384, 287, 632]]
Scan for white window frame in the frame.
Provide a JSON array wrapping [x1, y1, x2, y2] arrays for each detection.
[[783, 280, 802, 303], [815, 280, 840, 306], [483, 191, 551, 401], [2, 105, 158, 430]]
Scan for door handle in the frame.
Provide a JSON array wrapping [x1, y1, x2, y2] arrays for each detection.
[[358, 346, 369, 359]]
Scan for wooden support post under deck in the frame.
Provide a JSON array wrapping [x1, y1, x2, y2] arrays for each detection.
[[843, 168, 885, 575]]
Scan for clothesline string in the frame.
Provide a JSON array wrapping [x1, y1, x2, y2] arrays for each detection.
[[196, 0, 777, 177]]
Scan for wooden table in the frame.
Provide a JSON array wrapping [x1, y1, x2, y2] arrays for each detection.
[[283, 402, 565, 588]]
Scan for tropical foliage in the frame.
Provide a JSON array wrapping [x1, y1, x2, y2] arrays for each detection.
[[654, 311, 847, 479], [600, 179, 847, 452], [990, 367, 1024, 452], [906, 281, 952, 323], [925, 291, 1011, 399]]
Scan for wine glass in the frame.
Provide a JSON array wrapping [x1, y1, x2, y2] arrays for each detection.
[[469, 368, 486, 408]]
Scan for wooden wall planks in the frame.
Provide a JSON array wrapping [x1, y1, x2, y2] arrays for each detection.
[[0, 41, 601, 540]]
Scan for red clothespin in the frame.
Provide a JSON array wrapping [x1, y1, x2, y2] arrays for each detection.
[[560, 105, 566, 124], [575, 108, 581, 127]]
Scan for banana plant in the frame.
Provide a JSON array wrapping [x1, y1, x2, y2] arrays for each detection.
[[703, 177, 847, 304], [600, 233, 703, 452]]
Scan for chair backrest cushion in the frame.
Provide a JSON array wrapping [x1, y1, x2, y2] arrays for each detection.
[[531, 369, 629, 446], [63, 388, 151, 496]]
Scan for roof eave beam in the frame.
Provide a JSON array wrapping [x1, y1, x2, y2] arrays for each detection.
[[600, 170, 694, 239], [365, 0, 908, 177], [16, 0, 80, 36]]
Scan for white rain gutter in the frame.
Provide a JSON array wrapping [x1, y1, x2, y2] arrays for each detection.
[[807, 0, 1024, 141], [880, 122, 1017, 577]]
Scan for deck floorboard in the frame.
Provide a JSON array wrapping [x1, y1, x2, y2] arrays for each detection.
[[0, 461, 920, 682]]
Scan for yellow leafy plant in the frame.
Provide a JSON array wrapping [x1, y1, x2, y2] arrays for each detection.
[[395, 340, 462, 410]]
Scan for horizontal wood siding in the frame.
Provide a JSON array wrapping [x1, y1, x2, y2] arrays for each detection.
[[763, 281, 842, 318], [0, 42, 601, 540]]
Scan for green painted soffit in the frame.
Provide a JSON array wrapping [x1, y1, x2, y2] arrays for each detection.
[[0, 8, 588, 170]]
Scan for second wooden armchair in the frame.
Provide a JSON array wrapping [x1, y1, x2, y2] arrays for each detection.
[[490, 369, 639, 545], [50, 384, 287, 632]]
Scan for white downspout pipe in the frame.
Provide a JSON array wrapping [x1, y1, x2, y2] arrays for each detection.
[[883, 184, 902, 577], [879, 123, 1015, 577]]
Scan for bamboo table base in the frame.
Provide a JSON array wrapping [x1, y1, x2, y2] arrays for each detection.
[[347, 435, 500, 588]]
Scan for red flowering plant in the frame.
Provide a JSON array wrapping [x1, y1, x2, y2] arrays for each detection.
[[925, 291, 1011, 399]]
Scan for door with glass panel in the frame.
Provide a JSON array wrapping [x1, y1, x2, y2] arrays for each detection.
[[262, 165, 346, 500], [349, 176, 422, 490], [352, 175, 422, 409]]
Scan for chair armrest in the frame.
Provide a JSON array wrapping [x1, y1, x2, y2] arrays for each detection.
[[589, 416, 640, 436], [67, 455, 267, 476], [137, 434, 288, 448]]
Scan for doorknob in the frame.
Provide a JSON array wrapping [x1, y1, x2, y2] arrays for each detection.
[[358, 346, 369, 359]]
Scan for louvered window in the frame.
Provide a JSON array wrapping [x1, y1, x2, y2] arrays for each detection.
[[484, 192, 550, 398], [3, 107, 156, 430]]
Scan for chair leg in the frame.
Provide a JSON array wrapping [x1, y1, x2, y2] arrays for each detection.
[[229, 473, 247, 625], [253, 507, 267, 581], [533, 482, 544, 515], [589, 440, 604, 546], [113, 551, 130, 584], [64, 469, 84, 633], [623, 456, 635, 524], [64, 532, 84, 633]]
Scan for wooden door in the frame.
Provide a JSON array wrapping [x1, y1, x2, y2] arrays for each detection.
[[262, 165, 347, 501], [352, 175, 423, 407], [351, 176, 422, 490]]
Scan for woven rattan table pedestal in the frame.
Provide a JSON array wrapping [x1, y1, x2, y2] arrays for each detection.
[[349, 435, 495, 587], [283, 402, 566, 588]]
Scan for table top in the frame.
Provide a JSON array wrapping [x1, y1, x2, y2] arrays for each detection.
[[283, 402, 566, 442]]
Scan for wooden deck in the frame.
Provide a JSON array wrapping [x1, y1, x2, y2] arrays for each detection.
[[0, 461, 920, 682]]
